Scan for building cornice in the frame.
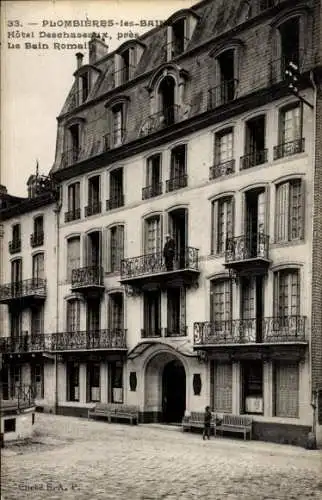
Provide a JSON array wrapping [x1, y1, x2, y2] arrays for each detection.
[[0, 193, 56, 221]]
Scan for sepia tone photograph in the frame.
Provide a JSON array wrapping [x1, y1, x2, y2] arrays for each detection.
[[0, 0, 322, 498]]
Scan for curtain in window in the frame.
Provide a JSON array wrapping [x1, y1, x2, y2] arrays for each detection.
[[214, 363, 232, 413], [274, 270, 300, 317], [170, 146, 186, 179], [32, 253, 44, 281], [66, 300, 80, 332], [274, 362, 299, 417], [67, 237, 80, 280], [282, 106, 300, 143], [144, 217, 161, 254]]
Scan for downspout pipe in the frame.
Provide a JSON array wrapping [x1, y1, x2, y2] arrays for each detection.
[[54, 187, 62, 414]]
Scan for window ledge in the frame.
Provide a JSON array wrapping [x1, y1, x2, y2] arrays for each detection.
[[271, 239, 305, 249]]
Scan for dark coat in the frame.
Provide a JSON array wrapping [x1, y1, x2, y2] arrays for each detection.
[[163, 238, 175, 258]]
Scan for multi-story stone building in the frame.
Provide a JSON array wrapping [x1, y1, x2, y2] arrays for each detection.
[[1, 0, 322, 446]]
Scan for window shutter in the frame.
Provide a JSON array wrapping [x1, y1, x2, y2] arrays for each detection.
[[214, 363, 232, 413], [211, 201, 218, 255], [275, 362, 299, 417], [166, 26, 173, 61], [273, 272, 279, 317]]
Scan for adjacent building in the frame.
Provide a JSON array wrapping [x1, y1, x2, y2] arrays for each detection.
[[1, 0, 322, 446]]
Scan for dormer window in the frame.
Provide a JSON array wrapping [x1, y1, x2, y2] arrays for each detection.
[[114, 40, 145, 87], [112, 105, 124, 147], [279, 17, 300, 73], [165, 9, 199, 61], [73, 52, 102, 107], [105, 96, 130, 149], [80, 72, 89, 102], [68, 124, 80, 164]]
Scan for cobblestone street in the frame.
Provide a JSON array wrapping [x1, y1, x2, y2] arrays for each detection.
[[1, 414, 322, 500]]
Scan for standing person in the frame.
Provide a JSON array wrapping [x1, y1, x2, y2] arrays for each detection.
[[203, 406, 212, 440], [163, 234, 175, 271]]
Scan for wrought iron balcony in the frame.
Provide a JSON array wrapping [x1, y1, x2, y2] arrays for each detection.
[[142, 183, 163, 200], [208, 79, 238, 110], [9, 239, 21, 254], [30, 232, 44, 247], [140, 105, 181, 137], [141, 328, 162, 339], [85, 201, 102, 217], [113, 65, 136, 86], [165, 174, 188, 193], [51, 329, 127, 352], [0, 334, 52, 355], [193, 316, 307, 347], [71, 266, 104, 295], [1, 384, 35, 410], [120, 247, 199, 289], [273, 138, 305, 160], [106, 194, 124, 211], [64, 208, 81, 223], [162, 38, 190, 59], [0, 279, 47, 305], [270, 51, 304, 85], [60, 148, 81, 168], [225, 234, 270, 275], [240, 149, 268, 170], [209, 159, 235, 180]]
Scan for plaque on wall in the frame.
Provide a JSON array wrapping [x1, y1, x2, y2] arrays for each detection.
[[129, 372, 137, 392], [245, 396, 263, 414], [193, 374, 202, 396]]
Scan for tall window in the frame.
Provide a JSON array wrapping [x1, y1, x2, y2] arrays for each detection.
[[274, 362, 299, 418], [274, 269, 300, 318], [242, 361, 263, 414], [211, 197, 233, 255], [67, 362, 79, 402], [67, 182, 81, 220], [33, 216, 43, 237], [86, 176, 101, 216], [31, 306, 44, 335], [109, 225, 124, 272], [112, 104, 124, 146], [242, 116, 267, 169], [143, 291, 161, 337], [143, 154, 162, 199], [279, 17, 300, 70], [217, 50, 235, 104], [32, 253, 44, 281], [80, 73, 89, 102], [107, 168, 124, 210], [87, 363, 100, 402], [275, 179, 304, 242], [171, 18, 186, 57], [210, 279, 232, 324], [144, 216, 162, 254], [110, 361, 123, 403], [167, 287, 186, 336], [31, 364, 44, 400], [170, 145, 186, 179], [68, 124, 80, 164], [9, 223, 21, 253], [108, 293, 124, 330], [11, 258, 22, 283], [10, 310, 22, 336], [214, 129, 233, 166], [66, 300, 80, 332], [67, 237, 80, 281], [280, 105, 301, 145]]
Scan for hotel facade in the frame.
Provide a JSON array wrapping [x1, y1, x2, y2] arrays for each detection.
[[1, 0, 322, 446]]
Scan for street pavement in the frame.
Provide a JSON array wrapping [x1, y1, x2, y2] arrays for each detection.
[[1, 414, 322, 499]]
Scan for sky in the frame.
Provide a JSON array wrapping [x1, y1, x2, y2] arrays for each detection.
[[1, 0, 195, 197]]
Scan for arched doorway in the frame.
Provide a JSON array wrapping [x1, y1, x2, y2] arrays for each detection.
[[162, 359, 186, 423]]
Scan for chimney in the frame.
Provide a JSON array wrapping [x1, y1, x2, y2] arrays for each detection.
[[89, 33, 109, 64], [76, 52, 84, 69]]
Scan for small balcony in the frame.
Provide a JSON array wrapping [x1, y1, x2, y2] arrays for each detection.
[[165, 174, 188, 193], [30, 231, 44, 247], [0, 279, 47, 306], [273, 138, 305, 160], [142, 183, 163, 200], [9, 239, 21, 254], [106, 194, 124, 211], [71, 265, 105, 296], [240, 150, 268, 171], [193, 316, 307, 359], [209, 159, 235, 180], [120, 247, 199, 290], [51, 329, 127, 352], [207, 79, 238, 110], [1, 384, 35, 410], [0, 334, 52, 355], [85, 201, 102, 217], [140, 105, 181, 137], [224, 234, 270, 275], [64, 208, 81, 223]]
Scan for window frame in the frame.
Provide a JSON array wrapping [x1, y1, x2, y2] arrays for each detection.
[[275, 178, 304, 243], [211, 195, 234, 256]]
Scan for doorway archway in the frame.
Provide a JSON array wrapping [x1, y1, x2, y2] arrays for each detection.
[[162, 359, 186, 423]]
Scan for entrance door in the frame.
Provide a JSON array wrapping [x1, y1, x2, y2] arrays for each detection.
[[162, 360, 186, 423]]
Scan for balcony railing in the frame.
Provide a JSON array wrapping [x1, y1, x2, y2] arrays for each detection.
[[140, 105, 181, 136], [142, 183, 163, 200], [209, 159, 235, 180], [60, 148, 81, 168], [273, 138, 305, 160], [270, 51, 304, 84], [9, 239, 21, 254], [104, 128, 126, 149], [1, 384, 35, 409], [193, 316, 307, 345], [208, 79, 238, 110], [51, 329, 127, 351], [106, 194, 124, 211], [71, 266, 104, 288], [240, 149, 268, 170], [165, 174, 188, 193], [0, 279, 47, 303], [225, 234, 269, 263], [64, 208, 81, 223], [0, 334, 52, 354], [85, 201, 102, 217], [30, 232, 44, 247], [121, 247, 199, 280]]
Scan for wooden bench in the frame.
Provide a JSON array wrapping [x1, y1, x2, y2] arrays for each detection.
[[88, 403, 139, 425], [182, 411, 217, 434], [215, 414, 253, 440]]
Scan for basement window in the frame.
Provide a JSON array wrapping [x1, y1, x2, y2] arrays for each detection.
[[4, 418, 16, 433]]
